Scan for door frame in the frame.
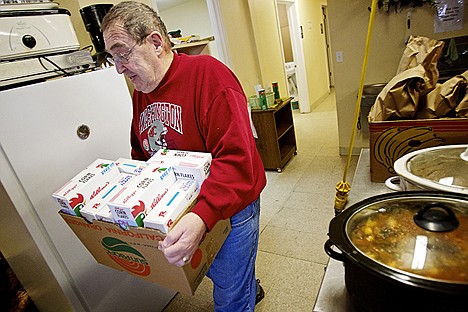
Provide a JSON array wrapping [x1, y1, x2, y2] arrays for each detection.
[[321, 5, 334, 88], [206, 0, 231, 67], [208, 0, 310, 113], [277, 0, 310, 113]]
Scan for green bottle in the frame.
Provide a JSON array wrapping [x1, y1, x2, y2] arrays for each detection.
[[272, 82, 280, 100], [259, 89, 268, 110]]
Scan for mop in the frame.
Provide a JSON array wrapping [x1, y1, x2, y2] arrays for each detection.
[[334, 0, 378, 215]]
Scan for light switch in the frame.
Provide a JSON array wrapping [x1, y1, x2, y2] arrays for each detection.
[[336, 51, 343, 63]]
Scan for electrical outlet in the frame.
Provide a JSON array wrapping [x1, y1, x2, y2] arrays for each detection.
[[336, 51, 343, 63]]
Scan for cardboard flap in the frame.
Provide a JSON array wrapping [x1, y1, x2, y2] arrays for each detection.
[[59, 212, 231, 295]]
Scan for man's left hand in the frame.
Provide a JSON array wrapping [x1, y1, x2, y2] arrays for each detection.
[[158, 212, 207, 267]]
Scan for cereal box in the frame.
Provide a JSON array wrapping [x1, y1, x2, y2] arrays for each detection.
[[115, 157, 148, 175], [148, 149, 211, 186], [108, 165, 176, 227], [144, 179, 199, 233], [52, 159, 120, 216], [80, 173, 134, 223]]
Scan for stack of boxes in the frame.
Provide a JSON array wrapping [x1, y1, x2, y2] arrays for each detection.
[[53, 149, 212, 233], [53, 149, 230, 295]]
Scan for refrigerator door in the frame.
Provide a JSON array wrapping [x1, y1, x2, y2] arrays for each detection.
[[0, 68, 175, 312]]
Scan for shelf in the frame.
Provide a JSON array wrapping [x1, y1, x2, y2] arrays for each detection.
[[280, 144, 296, 161], [251, 97, 297, 172], [172, 39, 212, 55], [277, 124, 293, 140]]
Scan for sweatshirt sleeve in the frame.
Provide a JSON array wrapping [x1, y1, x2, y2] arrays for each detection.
[[190, 87, 266, 231]]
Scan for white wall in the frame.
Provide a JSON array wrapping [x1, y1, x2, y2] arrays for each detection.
[[157, 0, 219, 59]]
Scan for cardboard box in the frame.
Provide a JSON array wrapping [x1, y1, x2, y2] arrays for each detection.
[[59, 211, 231, 295], [148, 149, 211, 187], [369, 118, 468, 182]]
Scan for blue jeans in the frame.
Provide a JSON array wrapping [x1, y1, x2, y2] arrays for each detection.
[[206, 198, 260, 312]]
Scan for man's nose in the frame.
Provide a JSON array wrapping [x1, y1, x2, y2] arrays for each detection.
[[114, 62, 126, 74]]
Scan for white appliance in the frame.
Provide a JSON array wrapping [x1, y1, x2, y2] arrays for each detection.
[[0, 4, 80, 60], [0, 3, 95, 89], [0, 68, 176, 312], [0, 49, 95, 87], [285, 61, 297, 98]]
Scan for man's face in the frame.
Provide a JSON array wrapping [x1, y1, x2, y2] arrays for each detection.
[[103, 23, 164, 93]]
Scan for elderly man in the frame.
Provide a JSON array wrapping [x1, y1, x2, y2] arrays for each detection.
[[101, 2, 266, 311]]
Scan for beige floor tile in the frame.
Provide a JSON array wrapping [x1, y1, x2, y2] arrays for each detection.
[[255, 252, 324, 311], [161, 298, 209, 312], [174, 278, 213, 308], [283, 191, 337, 214], [254, 287, 316, 312], [259, 200, 283, 232], [258, 225, 330, 265]]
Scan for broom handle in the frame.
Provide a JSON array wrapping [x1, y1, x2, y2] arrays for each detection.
[[342, 0, 378, 182]]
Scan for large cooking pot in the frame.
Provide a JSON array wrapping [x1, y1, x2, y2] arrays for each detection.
[[386, 144, 468, 194], [325, 191, 468, 312]]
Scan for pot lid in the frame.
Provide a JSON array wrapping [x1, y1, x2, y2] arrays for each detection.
[[346, 192, 468, 284], [394, 144, 468, 194]]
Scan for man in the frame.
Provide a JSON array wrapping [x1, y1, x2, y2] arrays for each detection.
[[101, 2, 266, 311]]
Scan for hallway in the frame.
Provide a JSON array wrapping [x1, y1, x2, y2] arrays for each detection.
[[163, 91, 359, 311]]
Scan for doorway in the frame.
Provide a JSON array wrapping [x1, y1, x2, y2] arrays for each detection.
[[277, 3, 298, 104], [276, 0, 310, 113]]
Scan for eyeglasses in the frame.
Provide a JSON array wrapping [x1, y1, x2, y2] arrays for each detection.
[[106, 41, 139, 65]]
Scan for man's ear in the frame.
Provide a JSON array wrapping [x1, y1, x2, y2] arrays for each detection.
[[147, 31, 164, 51]]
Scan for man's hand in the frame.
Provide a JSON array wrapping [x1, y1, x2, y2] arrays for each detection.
[[158, 212, 207, 267]]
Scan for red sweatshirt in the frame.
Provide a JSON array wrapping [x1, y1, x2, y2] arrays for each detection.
[[131, 52, 266, 231]]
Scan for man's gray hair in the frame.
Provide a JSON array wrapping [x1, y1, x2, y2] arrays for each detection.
[[101, 1, 172, 52]]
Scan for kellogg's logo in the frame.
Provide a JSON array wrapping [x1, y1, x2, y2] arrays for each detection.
[[101, 237, 151, 276], [69, 193, 85, 216]]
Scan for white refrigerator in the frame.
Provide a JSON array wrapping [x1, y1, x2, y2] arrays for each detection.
[[0, 68, 176, 312]]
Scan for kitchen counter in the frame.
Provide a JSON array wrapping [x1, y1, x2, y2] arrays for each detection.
[[313, 148, 391, 312]]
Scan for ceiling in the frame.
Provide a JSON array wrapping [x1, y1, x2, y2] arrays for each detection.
[[155, 0, 192, 11]]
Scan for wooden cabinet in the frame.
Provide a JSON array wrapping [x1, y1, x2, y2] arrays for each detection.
[[251, 97, 297, 172]]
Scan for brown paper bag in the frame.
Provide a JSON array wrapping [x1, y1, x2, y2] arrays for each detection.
[[456, 96, 468, 118], [455, 70, 468, 117], [368, 65, 427, 122], [396, 36, 444, 91], [416, 75, 467, 119]]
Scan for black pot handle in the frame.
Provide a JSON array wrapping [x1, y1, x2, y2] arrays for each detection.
[[413, 202, 459, 232], [324, 239, 346, 262]]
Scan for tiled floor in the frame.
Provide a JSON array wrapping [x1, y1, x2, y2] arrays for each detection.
[[162, 90, 359, 311]]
